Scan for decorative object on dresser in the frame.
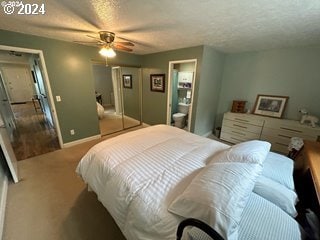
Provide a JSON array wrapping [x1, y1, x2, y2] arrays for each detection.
[[220, 112, 320, 155], [253, 94, 289, 118], [231, 100, 247, 113], [299, 109, 319, 128]]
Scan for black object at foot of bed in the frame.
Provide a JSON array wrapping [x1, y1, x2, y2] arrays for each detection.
[[177, 218, 224, 240]]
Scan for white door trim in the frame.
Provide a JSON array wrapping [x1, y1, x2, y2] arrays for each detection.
[[0, 45, 63, 148], [167, 59, 197, 132]]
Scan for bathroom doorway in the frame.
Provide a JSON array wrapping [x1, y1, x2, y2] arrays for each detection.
[[167, 59, 197, 132]]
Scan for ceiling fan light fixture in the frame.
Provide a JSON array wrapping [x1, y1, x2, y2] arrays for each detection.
[[99, 46, 116, 58]]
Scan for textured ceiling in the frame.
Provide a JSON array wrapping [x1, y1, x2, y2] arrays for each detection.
[[0, 0, 320, 55]]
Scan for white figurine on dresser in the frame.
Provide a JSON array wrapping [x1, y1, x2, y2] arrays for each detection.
[[299, 109, 319, 128], [220, 112, 320, 155]]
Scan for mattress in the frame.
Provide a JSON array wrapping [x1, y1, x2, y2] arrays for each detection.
[[76, 124, 303, 240], [76, 125, 229, 239]]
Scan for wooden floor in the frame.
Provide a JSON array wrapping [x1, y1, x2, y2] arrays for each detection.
[[10, 102, 60, 161]]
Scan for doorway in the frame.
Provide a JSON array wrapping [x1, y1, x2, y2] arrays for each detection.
[[0, 45, 62, 161], [167, 59, 197, 132], [91, 62, 142, 135]]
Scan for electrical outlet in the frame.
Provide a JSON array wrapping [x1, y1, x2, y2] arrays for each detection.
[[70, 129, 75, 135]]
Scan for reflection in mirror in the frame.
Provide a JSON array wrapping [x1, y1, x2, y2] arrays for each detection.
[[91, 62, 141, 135], [121, 67, 141, 129], [92, 63, 122, 135]]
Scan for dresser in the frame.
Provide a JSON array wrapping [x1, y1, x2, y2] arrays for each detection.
[[220, 112, 320, 154]]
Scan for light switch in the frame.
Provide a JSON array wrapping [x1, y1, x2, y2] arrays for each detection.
[[56, 96, 61, 102]]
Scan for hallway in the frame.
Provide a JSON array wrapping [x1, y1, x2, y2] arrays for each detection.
[[10, 102, 60, 161]]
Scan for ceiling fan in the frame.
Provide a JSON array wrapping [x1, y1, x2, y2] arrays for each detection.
[[75, 31, 134, 57]]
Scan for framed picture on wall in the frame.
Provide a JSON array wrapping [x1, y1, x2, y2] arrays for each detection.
[[122, 75, 132, 89], [253, 94, 289, 118], [150, 74, 165, 92]]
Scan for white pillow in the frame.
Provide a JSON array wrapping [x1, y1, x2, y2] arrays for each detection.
[[262, 152, 295, 190], [253, 175, 298, 217], [96, 102, 105, 119], [168, 162, 262, 240], [208, 140, 271, 165]]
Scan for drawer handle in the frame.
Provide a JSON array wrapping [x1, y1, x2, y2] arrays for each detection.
[[280, 127, 302, 133], [275, 142, 288, 147], [231, 130, 246, 136], [234, 118, 249, 122], [233, 124, 247, 129], [231, 137, 242, 141], [278, 134, 291, 139]]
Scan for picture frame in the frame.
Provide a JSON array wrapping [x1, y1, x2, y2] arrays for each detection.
[[122, 75, 132, 89], [253, 94, 289, 118], [150, 74, 165, 92]]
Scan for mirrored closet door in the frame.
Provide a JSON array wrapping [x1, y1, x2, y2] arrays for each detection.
[[92, 62, 142, 135]]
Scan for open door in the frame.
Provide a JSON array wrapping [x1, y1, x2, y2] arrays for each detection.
[[0, 127, 18, 183], [32, 57, 54, 126], [167, 59, 197, 132]]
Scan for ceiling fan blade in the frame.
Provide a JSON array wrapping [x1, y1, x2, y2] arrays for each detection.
[[73, 41, 99, 45], [86, 35, 106, 44], [86, 34, 102, 41], [113, 44, 133, 52], [114, 41, 134, 47]]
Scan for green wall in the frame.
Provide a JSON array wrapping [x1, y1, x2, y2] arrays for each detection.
[[194, 46, 225, 135], [216, 45, 320, 126], [10, 29, 319, 142], [0, 29, 142, 144], [122, 67, 141, 121]]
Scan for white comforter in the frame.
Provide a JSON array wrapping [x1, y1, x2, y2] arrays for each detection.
[[76, 125, 230, 239]]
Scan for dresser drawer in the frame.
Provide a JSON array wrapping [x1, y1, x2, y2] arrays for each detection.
[[220, 131, 246, 144], [260, 134, 290, 154], [221, 126, 260, 141], [223, 112, 264, 127], [222, 119, 263, 134], [261, 127, 317, 142], [263, 119, 320, 138]]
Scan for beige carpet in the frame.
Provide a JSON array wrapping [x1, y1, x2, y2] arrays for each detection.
[[99, 113, 141, 136], [3, 127, 144, 240]]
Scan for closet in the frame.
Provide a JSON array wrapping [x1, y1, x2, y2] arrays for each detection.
[[91, 63, 142, 135]]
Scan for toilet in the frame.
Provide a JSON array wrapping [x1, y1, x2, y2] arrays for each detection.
[[173, 103, 190, 128]]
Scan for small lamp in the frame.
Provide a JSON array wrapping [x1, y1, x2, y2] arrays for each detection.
[[99, 46, 116, 58]]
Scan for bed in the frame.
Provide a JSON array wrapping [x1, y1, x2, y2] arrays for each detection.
[[76, 124, 304, 240]]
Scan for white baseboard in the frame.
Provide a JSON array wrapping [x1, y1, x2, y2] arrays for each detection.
[[62, 134, 101, 148], [62, 123, 150, 148], [0, 175, 8, 240]]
